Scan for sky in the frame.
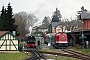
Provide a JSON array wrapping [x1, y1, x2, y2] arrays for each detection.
[[0, 0, 90, 21]]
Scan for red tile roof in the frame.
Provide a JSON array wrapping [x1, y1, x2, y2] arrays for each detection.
[[0, 31, 8, 36], [18, 36, 24, 39]]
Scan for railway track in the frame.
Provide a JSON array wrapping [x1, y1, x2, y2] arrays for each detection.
[[61, 49, 90, 60], [39, 49, 90, 60], [25, 48, 47, 60], [55, 46, 90, 60], [24, 46, 90, 60]]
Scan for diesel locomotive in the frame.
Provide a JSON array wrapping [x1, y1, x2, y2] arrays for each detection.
[[44, 32, 68, 48]]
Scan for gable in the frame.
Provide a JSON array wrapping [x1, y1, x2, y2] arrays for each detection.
[[0, 31, 20, 50], [0, 31, 20, 40]]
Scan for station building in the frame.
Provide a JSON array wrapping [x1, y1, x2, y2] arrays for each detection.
[[0, 31, 20, 51], [68, 11, 90, 48]]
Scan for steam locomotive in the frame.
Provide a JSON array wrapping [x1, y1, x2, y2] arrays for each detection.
[[44, 32, 68, 48], [26, 35, 36, 48]]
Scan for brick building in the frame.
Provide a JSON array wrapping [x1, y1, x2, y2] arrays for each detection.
[[81, 12, 90, 30]]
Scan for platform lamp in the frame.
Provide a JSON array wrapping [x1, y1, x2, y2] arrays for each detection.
[[55, 55, 58, 60], [81, 21, 84, 48], [48, 34, 51, 48]]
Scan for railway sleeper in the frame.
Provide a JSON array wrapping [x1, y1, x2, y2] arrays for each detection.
[[26, 56, 46, 60]]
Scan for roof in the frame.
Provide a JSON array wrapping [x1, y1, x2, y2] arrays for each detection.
[[51, 22, 60, 27], [81, 12, 90, 19], [39, 24, 48, 29], [18, 36, 24, 39], [0, 31, 8, 36], [0, 31, 20, 40]]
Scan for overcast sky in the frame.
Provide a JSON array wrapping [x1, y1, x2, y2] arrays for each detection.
[[0, 0, 90, 20]]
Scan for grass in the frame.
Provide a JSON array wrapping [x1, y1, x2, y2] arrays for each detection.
[[39, 49, 59, 52], [0, 52, 29, 60], [48, 56, 77, 60], [75, 48, 90, 55], [0, 51, 77, 60], [0, 48, 90, 60]]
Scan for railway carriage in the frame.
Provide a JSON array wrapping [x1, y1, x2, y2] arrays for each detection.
[[44, 33, 56, 45]]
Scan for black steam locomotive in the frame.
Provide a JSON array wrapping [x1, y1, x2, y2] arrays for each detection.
[[26, 35, 36, 48]]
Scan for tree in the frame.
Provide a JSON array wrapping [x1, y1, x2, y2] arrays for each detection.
[[42, 16, 51, 27], [61, 17, 81, 31], [0, 6, 9, 30], [6, 3, 18, 32], [48, 24, 52, 33], [14, 11, 39, 35], [14, 13, 26, 36], [77, 6, 87, 20], [42, 16, 52, 33], [38, 16, 51, 33], [0, 3, 18, 35], [52, 8, 62, 22], [0, 6, 6, 30]]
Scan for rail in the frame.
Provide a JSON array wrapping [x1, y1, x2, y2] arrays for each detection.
[[24, 48, 47, 60], [24, 49, 90, 60]]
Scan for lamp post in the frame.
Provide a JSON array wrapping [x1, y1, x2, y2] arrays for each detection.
[[38, 34, 42, 48], [55, 55, 58, 60], [48, 34, 51, 49], [82, 21, 84, 48], [49, 35, 51, 43]]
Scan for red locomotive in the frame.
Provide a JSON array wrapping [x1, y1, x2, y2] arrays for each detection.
[[44, 32, 68, 48], [55, 32, 68, 48]]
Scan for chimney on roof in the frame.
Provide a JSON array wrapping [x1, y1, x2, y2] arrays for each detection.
[[13, 31, 16, 35]]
